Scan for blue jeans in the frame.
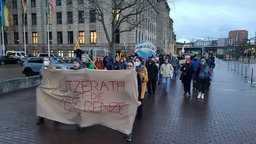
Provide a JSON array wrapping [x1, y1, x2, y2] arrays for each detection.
[[162, 77, 170, 93]]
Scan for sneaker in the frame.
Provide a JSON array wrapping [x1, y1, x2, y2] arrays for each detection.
[[201, 93, 204, 99], [187, 92, 191, 97], [125, 133, 132, 142], [197, 92, 201, 99]]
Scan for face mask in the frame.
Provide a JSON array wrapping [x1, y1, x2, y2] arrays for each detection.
[[134, 62, 140, 67], [44, 61, 50, 66]]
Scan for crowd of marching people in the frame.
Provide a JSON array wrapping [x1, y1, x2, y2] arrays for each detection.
[[38, 49, 215, 142]]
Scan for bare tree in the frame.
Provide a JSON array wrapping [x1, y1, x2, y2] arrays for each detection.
[[81, 0, 159, 56]]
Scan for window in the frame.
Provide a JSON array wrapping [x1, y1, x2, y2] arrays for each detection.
[[31, 0, 36, 7], [90, 31, 97, 44], [78, 0, 84, 4], [14, 32, 19, 44], [67, 12, 73, 24], [32, 13, 37, 25], [57, 32, 63, 44], [79, 31, 85, 43], [68, 31, 73, 44], [56, 12, 62, 24], [56, 0, 61, 6], [58, 50, 64, 57], [13, 14, 18, 25], [90, 10, 96, 23], [68, 50, 74, 59], [78, 11, 84, 23], [32, 32, 38, 44], [23, 32, 28, 44], [12, 0, 17, 9], [115, 29, 120, 43], [22, 14, 27, 25], [67, 0, 72, 5]]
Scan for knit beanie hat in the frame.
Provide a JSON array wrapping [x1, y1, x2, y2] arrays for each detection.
[[200, 58, 206, 63], [73, 57, 81, 63], [186, 57, 191, 62]]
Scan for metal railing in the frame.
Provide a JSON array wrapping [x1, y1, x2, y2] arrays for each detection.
[[228, 61, 256, 87]]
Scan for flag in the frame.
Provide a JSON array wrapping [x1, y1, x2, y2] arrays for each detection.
[[47, 0, 54, 24], [1, 0, 9, 27], [22, 0, 27, 13]]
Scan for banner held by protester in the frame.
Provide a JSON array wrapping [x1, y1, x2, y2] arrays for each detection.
[[37, 68, 139, 134]]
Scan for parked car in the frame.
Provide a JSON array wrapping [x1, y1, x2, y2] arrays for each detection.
[[22, 57, 72, 77], [0, 56, 19, 65], [37, 53, 62, 60], [6, 51, 25, 63]]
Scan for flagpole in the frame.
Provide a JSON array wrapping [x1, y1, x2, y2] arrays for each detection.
[[47, 24, 50, 57], [23, 13, 26, 56], [1, 0, 5, 56], [1, 25, 5, 56]]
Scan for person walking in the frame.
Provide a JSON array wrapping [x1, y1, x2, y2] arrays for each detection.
[[146, 59, 158, 96], [125, 60, 142, 142], [190, 54, 200, 91], [160, 58, 174, 94], [180, 57, 193, 97], [195, 58, 211, 99], [134, 57, 148, 118]]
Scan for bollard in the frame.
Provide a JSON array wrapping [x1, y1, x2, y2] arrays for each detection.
[[228, 61, 229, 70], [245, 65, 248, 78], [234, 62, 236, 72], [237, 63, 239, 74], [251, 68, 254, 85], [241, 64, 243, 76]]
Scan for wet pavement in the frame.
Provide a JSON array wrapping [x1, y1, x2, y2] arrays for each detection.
[[1, 59, 256, 144]]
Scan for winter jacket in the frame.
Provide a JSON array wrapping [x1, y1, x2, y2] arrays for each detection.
[[180, 63, 193, 83], [146, 63, 158, 81], [160, 63, 174, 78], [191, 59, 200, 72]]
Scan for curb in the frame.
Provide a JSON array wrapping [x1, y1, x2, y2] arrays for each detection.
[[0, 76, 41, 95]]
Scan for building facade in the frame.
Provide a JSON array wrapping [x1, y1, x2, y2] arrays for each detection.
[[1, 0, 174, 59], [229, 30, 248, 46]]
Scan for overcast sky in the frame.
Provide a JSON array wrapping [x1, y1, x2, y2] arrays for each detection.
[[169, 0, 256, 42]]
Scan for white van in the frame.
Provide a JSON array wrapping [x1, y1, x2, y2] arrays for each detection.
[[6, 51, 25, 61]]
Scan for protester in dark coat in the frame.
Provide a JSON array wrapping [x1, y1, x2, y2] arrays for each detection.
[[180, 57, 193, 97], [146, 59, 158, 96], [195, 58, 211, 99], [114, 57, 126, 70], [103, 52, 114, 70], [190, 54, 200, 91]]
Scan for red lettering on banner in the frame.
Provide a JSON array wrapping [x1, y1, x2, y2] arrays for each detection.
[[100, 81, 109, 91], [74, 80, 82, 94], [81, 80, 91, 93], [91, 92, 103, 101], [90, 80, 99, 91], [116, 81, 125, 92], [59, 80, 126, 95], [82, 100, 126, 115], [109, 81, 115, 91]]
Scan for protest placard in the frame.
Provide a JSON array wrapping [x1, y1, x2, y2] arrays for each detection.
[[37, 68, 138, 134]]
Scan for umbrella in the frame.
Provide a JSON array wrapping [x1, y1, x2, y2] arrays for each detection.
[[135, 41, 157, 59]]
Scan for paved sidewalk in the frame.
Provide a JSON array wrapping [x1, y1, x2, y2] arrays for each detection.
[[1, 59, 256, 144]]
